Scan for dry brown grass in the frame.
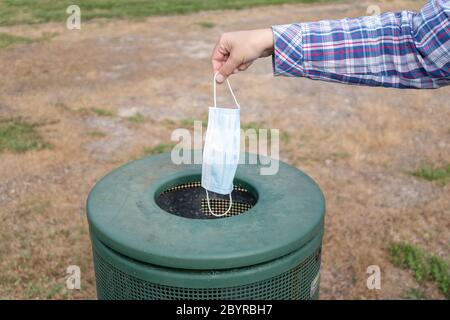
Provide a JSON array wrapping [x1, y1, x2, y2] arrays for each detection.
[[0, 0, 448, 299]]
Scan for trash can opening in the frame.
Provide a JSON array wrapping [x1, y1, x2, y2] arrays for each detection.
[[155, 175, 258, 219]]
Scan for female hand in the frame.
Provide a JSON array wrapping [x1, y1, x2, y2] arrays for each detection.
[[211, 28, 274, 83]]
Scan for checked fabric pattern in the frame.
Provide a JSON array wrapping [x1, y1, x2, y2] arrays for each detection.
[[272, 0, 450, 89]]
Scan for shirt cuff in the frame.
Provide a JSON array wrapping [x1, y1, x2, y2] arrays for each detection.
[[271, 24, 305, 77]]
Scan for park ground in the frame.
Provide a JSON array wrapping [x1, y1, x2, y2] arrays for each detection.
[[0, 0, 449, 299]]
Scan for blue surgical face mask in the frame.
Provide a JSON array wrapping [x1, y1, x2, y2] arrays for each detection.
[[201, 73, 241, 217]]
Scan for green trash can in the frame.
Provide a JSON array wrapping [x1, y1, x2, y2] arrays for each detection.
[[87, 152, 325, 300]]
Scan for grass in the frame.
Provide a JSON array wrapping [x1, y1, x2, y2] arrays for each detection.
[[86, 130, 107, 137], [403, 288, 427, 300], [142, 143, 175, 156], [0, 119, 52, 153], [46, 282, 65, 299], [411, 164, 450, 185], [0, 0, 328, 26], [92, 108, 115, 117], [241, 121, 264, 131], [242, 121, 285, 143], [389, 243, 449, 299], [0, 31, 58, 49], [242, 122, 269, 140], [178, 118, 208, 127], [197, 21, 215, 28], [127, 113, 146, 123], [0, 32, 32, 49], [281, 131, 291, 143]]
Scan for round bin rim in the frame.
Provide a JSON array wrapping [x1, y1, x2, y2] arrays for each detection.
[[92, 230, 322, 288], [87, 152, 325, 270]]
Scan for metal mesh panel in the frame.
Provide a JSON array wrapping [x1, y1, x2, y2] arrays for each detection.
[[155, 181, 257, 219], [93, 246, 321, 300]]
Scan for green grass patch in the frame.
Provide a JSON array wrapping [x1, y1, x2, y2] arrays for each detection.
[[197, 21, 215, 28], [25, 284, 44, 299], [0, 32, 32, 49], [46, 282, 65, 299], [241, 121, 264, 131], [0, 31, 58, 49], [0, 0, 330, 26], [411, 164, 450, 185], [242, 122, 282, 143], [0, 119, 52, 153], [86, 130, 107, 137], [142, 143, 175, 156], [92, 108, 115, 117], [389, 242, 449, 299], [281, 131, 290, 143], [162, 118, 207, 129], [178, 118, 208, 127], [402, 288, 427, 300], [127, 113, 146, 123], [242, 122, 268, 140]]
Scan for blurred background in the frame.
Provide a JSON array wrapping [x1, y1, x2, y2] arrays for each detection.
[[0, 0, 448, 299]]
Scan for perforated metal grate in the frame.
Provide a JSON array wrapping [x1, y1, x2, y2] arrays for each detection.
[[155, 181, 257, 219], [93, 245, 321, 300]]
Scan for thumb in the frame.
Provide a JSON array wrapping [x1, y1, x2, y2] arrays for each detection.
[[217, 55, 239, 83]]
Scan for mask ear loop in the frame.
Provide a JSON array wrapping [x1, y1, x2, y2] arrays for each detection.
[[213, 71, 240, 109], [205, 189, 233, 217], [204, 72, 239, 217]]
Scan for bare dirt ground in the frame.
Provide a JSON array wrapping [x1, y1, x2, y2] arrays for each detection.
[[0, 0, 449, 299]]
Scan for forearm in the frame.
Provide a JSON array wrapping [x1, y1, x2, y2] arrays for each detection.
[[272, 0, 450, 89]]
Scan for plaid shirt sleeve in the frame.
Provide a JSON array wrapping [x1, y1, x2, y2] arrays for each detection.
[[272, 0, 450, 89]]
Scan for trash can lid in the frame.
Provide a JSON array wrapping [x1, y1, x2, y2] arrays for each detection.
[[87, 152, 325, 270]]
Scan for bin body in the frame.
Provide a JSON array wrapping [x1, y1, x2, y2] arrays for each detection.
[[87, 152, 325, 300]]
